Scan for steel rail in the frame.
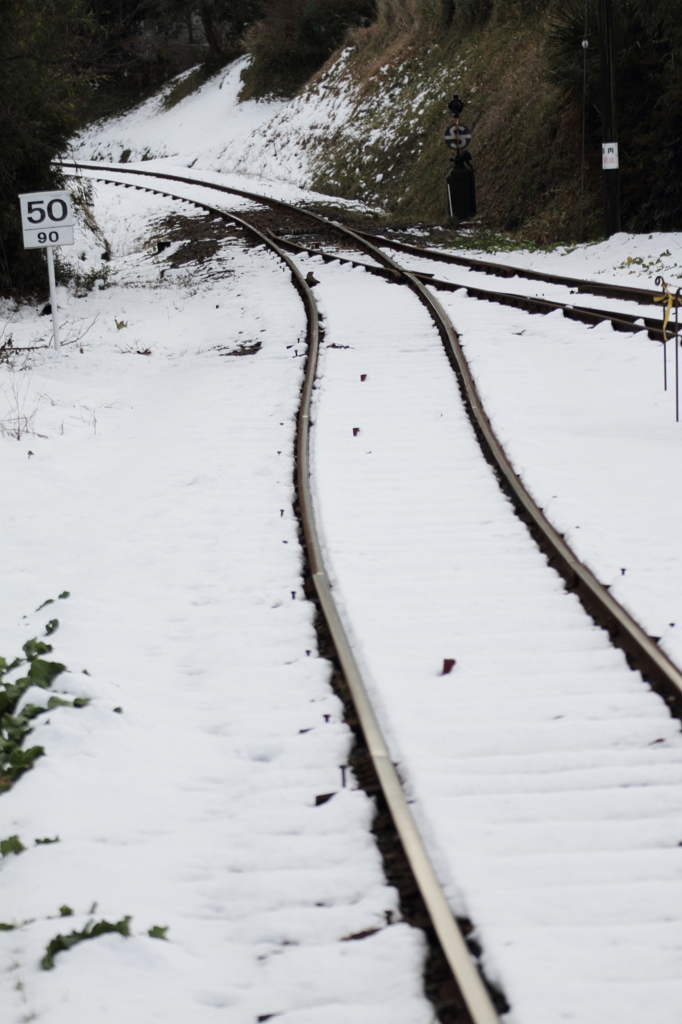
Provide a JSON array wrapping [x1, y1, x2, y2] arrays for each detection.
[[68, 167, 502, 1024], [63, 159, 663, 309], [328, 221, 682, 718], [62, 158, 347, 227], [64, 160, 682, 715], [266, 232, 674, 342], [353, 227, 662, 306]]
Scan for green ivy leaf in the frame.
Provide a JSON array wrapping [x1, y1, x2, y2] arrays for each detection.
[[41, 916, 132, 970], [21, 703, 49, 721], [23, 639, 53, 662], [8, 746, 44, 773], [47, 696, 72, 709], [27, 660, 66, 688], [0, 835, 25, 856]]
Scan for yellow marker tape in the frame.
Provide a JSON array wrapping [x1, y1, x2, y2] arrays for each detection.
[[654, 288, 675, 341]]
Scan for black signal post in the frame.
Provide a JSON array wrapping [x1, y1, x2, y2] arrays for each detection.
[[444, 94, 476, 221], [598, 0, 621, 236]]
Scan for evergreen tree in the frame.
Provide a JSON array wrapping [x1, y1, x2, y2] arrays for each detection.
[[0, 0, 95, 296], [240, 0, 376, 98], [550, 0, 682, 231]]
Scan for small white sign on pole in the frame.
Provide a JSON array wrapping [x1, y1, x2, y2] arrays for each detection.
[[18, 190, 75, 352], [602, 142, 619, 170]]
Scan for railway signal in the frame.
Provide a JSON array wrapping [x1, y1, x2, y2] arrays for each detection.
[[444, 123, 472, 151], [444, 94, 476, 221], [18, 190, 75, 351]]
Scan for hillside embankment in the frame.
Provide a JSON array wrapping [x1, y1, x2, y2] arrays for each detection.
[[72, 0, 681, 247], [299, 15, 586, 244], [235, 0, 680, 245], [72, 16, 594, 245]]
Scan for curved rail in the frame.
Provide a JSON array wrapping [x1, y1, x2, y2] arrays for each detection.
[[64, 160, 682, 709], [64, 160, 660, 307], [63, 160, 670, 335], [266, 232, 673, 342], [326, 220, 682, 719], [63, 161, 682, 1014], [353, 227, 662, 306], [295, 273, 502, 1024], [66, 165, 502, 1024], [65, 161, 682, 709]]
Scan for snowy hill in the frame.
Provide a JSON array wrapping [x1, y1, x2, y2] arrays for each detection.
[[73, 54, 362, 194]]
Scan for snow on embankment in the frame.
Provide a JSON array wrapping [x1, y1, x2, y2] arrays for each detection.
[[72, 54, 359, 190], [72, 46, 444, 211]]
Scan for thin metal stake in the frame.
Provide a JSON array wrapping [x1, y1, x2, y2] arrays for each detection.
[[45, 246, 60, 352], [580, 1, 589, 242], [671, 294, 675, 421], [664, 339, 668, 390], [667, 335, 675, 423], [677, 293, 681, 422]]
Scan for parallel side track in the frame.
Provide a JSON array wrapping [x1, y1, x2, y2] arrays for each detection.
[[266, 232, 675, 342]]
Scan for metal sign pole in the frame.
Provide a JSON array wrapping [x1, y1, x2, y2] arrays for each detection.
[[45, 246, 60, 352], [597, 0, 621, 236], [18, 190, 75, 352]]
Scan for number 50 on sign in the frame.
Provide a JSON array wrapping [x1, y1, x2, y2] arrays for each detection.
[[18, 189, 75, 352], [18, 191, 74, 248]]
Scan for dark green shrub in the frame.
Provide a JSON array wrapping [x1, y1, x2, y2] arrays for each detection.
[[0, 0, 96, 298], [240, 0, 376, 97]]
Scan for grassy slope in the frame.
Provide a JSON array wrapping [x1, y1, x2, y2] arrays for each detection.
[[74, 9, 597, 246], [306, 11, 599, 243]]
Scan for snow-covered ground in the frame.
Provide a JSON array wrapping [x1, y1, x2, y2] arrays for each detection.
[[0, 187, 431, 1023], [71, 53, 682, 292], [297, 250, 682, 1024], [3, 51, 682, 1024]]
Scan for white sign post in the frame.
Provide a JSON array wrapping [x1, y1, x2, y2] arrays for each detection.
[[18, 190, 75, 352]]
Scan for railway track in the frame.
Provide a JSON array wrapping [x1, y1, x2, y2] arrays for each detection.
[[62, 161, 682, 1022], [63, 160, 677, 341], [266, 233, 675, 342], [352, 227, 663, 305]]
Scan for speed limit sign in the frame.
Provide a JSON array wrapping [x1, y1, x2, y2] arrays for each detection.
[[18, 189, 75, 353], [19, 191, 74, 249]]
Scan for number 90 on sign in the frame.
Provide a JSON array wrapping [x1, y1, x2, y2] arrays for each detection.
[[18, 190, 75, 249]]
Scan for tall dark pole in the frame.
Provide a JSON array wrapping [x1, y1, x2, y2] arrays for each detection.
[[598, 0, 621, 236]]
